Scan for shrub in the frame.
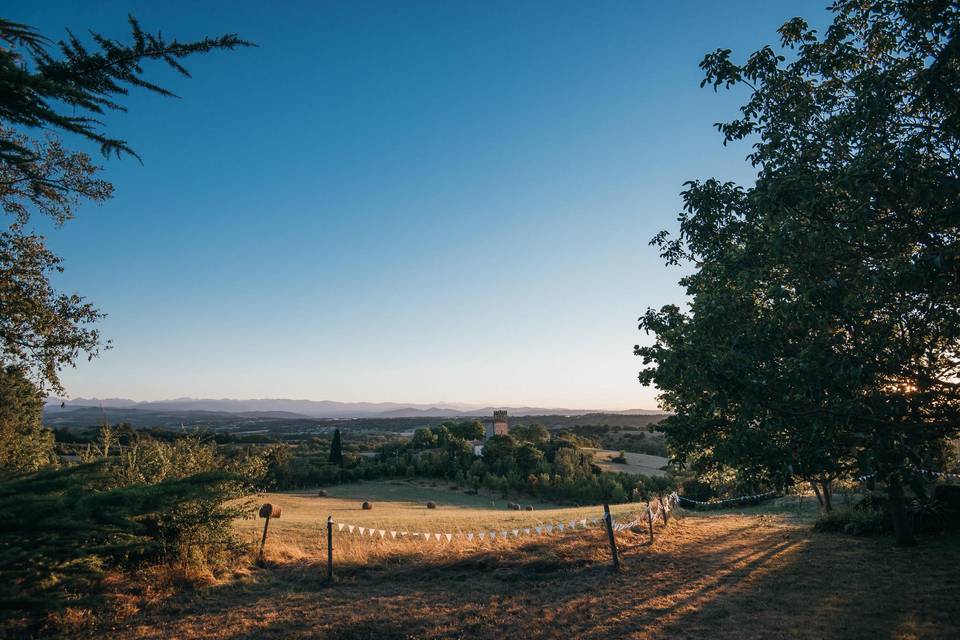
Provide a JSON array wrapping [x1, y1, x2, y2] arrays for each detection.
[[815, 506, 890, 536]]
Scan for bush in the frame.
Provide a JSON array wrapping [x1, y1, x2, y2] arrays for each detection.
[[815, 506, 890, 536], [0, 462, 256, 617]]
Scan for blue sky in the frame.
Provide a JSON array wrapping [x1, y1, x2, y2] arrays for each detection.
[[9, 1, 830, 409]]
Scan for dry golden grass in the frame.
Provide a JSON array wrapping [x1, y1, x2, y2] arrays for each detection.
[[585, 449, 669, 476], [58, 488, 960, 640], [236, 480, 645, 559]]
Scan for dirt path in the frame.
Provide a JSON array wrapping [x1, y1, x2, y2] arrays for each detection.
[[79, 513, 960, 639]]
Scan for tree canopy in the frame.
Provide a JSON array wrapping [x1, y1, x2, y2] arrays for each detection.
[[637, 0, 960, 545]]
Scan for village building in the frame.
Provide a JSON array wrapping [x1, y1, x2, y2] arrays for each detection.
[[472, 410, 508, 455]]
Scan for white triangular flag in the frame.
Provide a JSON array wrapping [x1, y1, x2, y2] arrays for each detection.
[[478, 532, 485, 541], [390, 531, 397, 539], [434, 533, 441, 541], [400, 531, 408, 536], [337, 523, 345, 532], [512, 529, 520, 537], [358, 527, 366, 536], [347, 524, 355, 533], [524, 528, 531, 535], [379, 529, 386, 538], [558, 524, 565, 532], [422, 533, 431, 540], [569, 521, 576, 529], [535, 527, 542, 534], [580, 519, 587, 528], [545, 525, 553, 534], [445, 533, 453, 542], [467, 533, 474, 541], [490, 532, 497, 540]]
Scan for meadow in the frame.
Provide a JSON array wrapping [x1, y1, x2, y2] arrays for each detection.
[[65, 481, 960, 640], [235, 480, 651, 564]]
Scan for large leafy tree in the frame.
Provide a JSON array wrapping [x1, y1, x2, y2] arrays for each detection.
[[637, 0, 959, 545]]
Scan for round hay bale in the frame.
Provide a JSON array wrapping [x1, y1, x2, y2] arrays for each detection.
[[426, 501, 437, 509], [510, 503, 521, 511], [524, 505, 533, 511], [317, 489, 328, 497], [362, 501, 373, 510]]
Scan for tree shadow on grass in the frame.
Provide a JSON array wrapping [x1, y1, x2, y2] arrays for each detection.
[[76, 518, 960, 640]]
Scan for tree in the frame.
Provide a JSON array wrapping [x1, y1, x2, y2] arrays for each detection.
[[329, 429, 343, 467], [515, 443, 544, 476], [482, 434, 516, 475], [0, 365, 55, 473], [638, 0, 960, 545], [410, 427, 437, 449], [510, 423, 549, 444], [449, 419, 484, 441], [0, 17, 251, 394]]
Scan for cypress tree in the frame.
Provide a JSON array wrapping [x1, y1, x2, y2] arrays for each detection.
[[329, 429, 343, 467]]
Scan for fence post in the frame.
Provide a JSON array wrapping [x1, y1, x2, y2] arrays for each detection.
[[326, 515, 334, 583], [658, 495, 669, 524], [647, 506, 655, 544], [602, 503, 620, 571]]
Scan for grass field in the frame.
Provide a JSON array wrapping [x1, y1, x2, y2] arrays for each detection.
[[240, 480, 647, 537], [585, 448, 668, 476], [63, 483, 960, 640]]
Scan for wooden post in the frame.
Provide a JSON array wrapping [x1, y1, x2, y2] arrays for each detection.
[[658, 495, 669, 524], [602, 503, 620, 571], [326, 515, 334, 583], [258, 513, 271, 563], [647, 506, 655, 544]]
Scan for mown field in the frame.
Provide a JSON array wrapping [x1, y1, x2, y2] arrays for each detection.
[[67, 483, 960, 640], [585, 448, 668, 476], [237, 480, 648, 547]]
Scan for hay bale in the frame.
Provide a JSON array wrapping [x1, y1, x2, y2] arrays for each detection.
[[510, 503, 521, 511], [362, 501, 373, 510], [426, 501, 437, 509], [524, 505, 533, 511], [317, 489, 328, 497]]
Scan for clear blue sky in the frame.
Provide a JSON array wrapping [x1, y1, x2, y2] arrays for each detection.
[[9, 1, 829, 410]]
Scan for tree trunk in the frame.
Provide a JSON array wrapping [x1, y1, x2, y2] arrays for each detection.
[[886, 475, 917, 547], [810, 481, 824, 508], [821, 481, 833, 512]]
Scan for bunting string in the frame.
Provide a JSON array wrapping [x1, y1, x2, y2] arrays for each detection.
[[328, 497, 683, 544], [675, 489, 777, 507]]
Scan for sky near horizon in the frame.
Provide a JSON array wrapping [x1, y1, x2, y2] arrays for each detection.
[[8, 1, 829, 410]]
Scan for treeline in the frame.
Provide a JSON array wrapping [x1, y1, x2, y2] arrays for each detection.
[[266, 421, 677, 504]]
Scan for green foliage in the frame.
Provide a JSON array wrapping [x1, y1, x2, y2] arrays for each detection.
[[0, 366, 56, 473], [637, 0, 960, 545], [815, 506, 890, 537], [0, 16, 251, 164], [0, 460, 256, 615]]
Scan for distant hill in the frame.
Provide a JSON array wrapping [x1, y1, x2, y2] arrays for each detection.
[[45, 397, 664, 420], [42, 403, 668, 434]]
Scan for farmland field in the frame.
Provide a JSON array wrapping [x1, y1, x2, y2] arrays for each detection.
[[585, 448, 668, 476], [237, 481, 649, 549], [67, 483, 960, 640]]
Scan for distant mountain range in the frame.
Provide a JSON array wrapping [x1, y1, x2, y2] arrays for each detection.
[[44, 397, 663, 420]]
